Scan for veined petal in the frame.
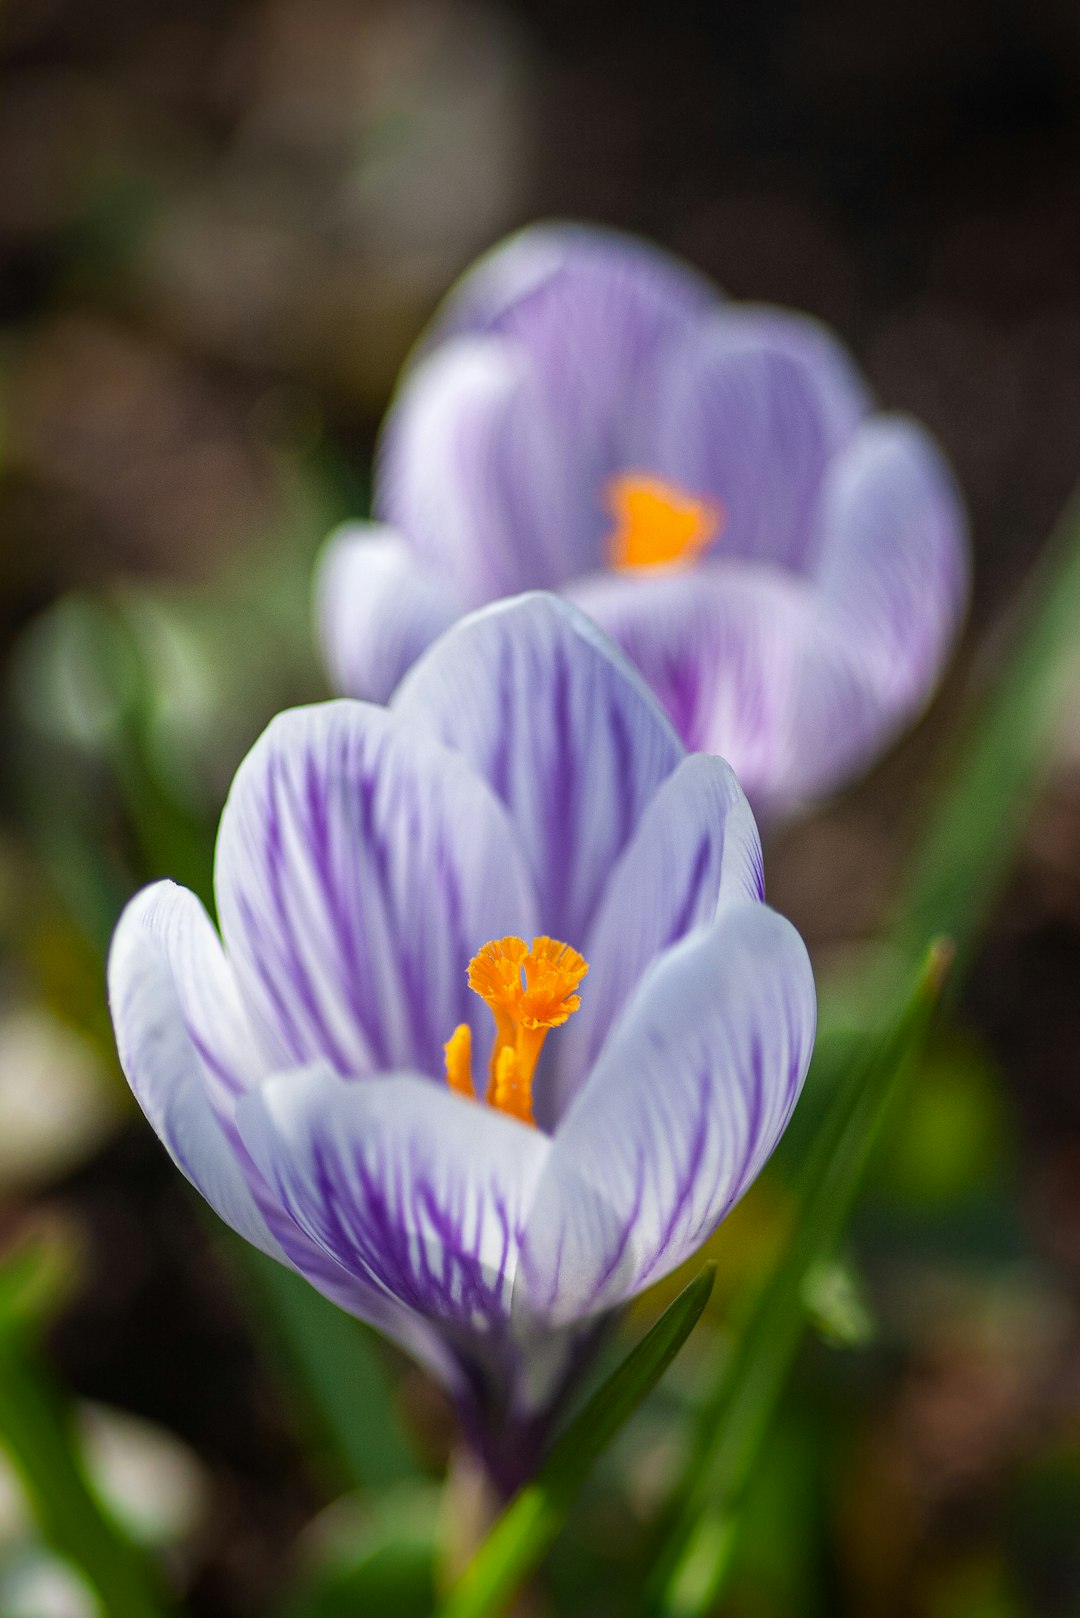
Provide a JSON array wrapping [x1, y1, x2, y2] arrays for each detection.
[[519, 903, 815, 1325], [392, 594, 683, 944], [108, 882, 283, 1259], [567, 565, 811, 810], [238, 1066, 552, 1329], [314, 523, 461, 702], [813, 414, 970, 714], [703, 304, 872, 447], [768, 624, 900, 808], [647, 306, 868, 573], [425, 220, 716, 376], [378, 336, 598, 595], [214, 701, 538, 1079], [556, 755, 764, 1102], [108, 886, 461, 1389]]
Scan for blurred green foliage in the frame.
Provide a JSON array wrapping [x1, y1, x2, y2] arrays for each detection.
[[0, 1240, 174, 1618]]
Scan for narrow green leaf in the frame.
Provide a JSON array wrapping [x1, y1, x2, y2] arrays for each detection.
[[0, 1254, 176, 1618], [440, 1263, 716, 1618], [894, 484, 1080, 976], [650, 944, 950, 1618]]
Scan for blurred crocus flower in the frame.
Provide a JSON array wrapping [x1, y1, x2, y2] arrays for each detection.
[[318, 223, 968, 816], [109, 594, 814, 1488]]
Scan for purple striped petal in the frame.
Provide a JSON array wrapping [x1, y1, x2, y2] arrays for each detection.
[[392, 594, 683, 945], [567, 565, 811, 809], [378, 336, 602, 595], [647, 306, 869, 572], [767, 628, 897, 806], [108, 881, 282, 1257], [518, 903, 815, 1325], [754, 420, 969, 806], [701, 304, 872, 448], [813, 413, 970, 715], [214, 701, 538, 1080], [425, 220, 716, 375], [109, 884, 462, 1388], [237, 1065, 551, 1329], [315, 523, 461, 703], [554, 755, 764, 1108]]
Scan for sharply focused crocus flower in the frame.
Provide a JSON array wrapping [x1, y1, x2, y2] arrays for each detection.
[[109, 594, 815, 1489], [318, 222, 969, 816]]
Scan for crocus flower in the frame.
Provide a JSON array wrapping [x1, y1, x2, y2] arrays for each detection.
[[317, 223, 969, 817], [109, 594, 815, 1489]]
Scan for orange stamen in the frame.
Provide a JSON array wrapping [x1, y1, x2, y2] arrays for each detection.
[[490, 1047, 533, 1125], [443, 1023, 475, 1100], [605, 472, 724, 572], [442, 935, 588, 1127]]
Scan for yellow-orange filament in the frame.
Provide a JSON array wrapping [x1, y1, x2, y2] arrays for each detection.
[[605, 473, 724, 572], [490, 1047, 533, 1125], [443, 1022, 475, 1100], [442, 935, 588, 1126]]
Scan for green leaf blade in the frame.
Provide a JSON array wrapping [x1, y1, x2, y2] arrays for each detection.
[[650, 944, 950, 1618], [0, 1246, 177, 1618]]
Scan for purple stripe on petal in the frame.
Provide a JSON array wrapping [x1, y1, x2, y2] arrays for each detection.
[[519, 903, 816, 1325], [215, 701, 538, 1079], [107, 883, 464, 1393], [107, 882, 282, 1259], [553, 753, 764, 1115], [238, 1067, 551, 1330], [393, 594, 683, 945], [426, 221, 717, 355], [813, 413, 970, 713], [645, 305, 868, 574], [567, 564, 811, 812]]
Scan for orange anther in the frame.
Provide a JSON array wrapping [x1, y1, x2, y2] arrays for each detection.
[[606, 473, 723, 572]]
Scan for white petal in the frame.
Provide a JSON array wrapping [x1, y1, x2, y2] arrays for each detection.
[[813, 413, 970, 712], [393, 593, 684, 945], [314, 523, 460, 702], [378, 336, 595, 594], [519, 903, 816, 1324], [556, 754, 764, 1102], [567, 564, 812, 810], [648, 306, 868, 572], [214, 700, 538, 1079], [107, 882, 281, 1258], [107, 883, 462, 1390], [238, 1066, 552, 1330]]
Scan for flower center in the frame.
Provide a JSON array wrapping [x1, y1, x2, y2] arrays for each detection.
[[443, 936, 589, 1126], [604, 472, 724, 572]]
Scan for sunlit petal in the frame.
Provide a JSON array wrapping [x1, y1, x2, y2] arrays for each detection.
[[393, 594, 683, 943], [215, 700, 537, 1077], [519, 903, 815, 1324]]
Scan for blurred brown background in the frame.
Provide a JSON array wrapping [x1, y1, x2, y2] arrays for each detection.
[[2, 1, 1080, 1614]]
